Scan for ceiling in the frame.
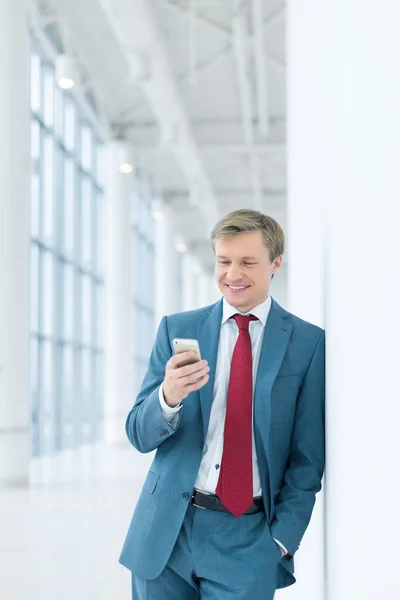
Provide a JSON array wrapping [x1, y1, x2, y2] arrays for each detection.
[[35, 0, 287, 272]]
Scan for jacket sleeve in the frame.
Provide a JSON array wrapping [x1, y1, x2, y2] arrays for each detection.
[[125, 316, 182, 453], [270, 330, 326, 557]]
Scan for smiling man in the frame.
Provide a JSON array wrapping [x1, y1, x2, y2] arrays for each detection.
[[120, 209, 326, 600]]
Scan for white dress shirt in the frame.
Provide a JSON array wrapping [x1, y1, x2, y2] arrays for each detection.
[[159, 295, 287, 555]]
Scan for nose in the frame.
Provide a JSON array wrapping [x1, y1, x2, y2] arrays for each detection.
[[226, 263, 243, 282]]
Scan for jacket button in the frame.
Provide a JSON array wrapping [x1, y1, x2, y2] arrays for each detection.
[[199, 441, 204, 450], [181, 492, 189, 500], [159, 429, 168, 437]]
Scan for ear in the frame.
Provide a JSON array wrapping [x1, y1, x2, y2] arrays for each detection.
[[272, 255, 283, 275]]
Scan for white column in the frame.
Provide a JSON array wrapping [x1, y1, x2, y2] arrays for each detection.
[[284, 8, 326, 599], [0, 0, 30, 486], [182, 253, 198, 312], [206, 272, 221, 305], [321, 5, 400, 600], [155, 207, 180, 327], [287, 2, 400, 600], [103, 143, 133, 444]]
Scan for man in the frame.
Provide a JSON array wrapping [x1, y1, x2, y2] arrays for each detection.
[[119, 209, 325, 599]]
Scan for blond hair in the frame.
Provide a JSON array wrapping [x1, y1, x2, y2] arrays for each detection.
[[210, 209, 284, 261]]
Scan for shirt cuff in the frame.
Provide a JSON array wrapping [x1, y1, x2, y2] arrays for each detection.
[[273, 538, 288, 556], [158, 384, 182, 418]]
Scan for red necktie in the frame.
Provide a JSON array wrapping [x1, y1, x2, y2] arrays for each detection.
[[216, 314, 258, 518]]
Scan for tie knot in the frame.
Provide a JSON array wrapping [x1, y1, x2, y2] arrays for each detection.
[[233, 314, 258, 332]]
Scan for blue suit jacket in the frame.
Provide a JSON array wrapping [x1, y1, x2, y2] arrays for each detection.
[[119, 297, 325, 589]]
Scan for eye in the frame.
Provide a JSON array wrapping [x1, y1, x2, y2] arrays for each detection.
[[244, 263, 256, 267]]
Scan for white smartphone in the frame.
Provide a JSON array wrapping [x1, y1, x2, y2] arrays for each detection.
[[173, 338, 202, 367]]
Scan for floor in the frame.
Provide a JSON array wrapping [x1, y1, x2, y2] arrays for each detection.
[[0, 441, 323, 600], [0, 442, 153, 600]]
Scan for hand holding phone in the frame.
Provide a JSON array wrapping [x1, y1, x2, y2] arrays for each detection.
[[162, 338, 210, 407]]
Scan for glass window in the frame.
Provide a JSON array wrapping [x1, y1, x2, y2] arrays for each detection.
[[61, 345, 74, 449], [31, 244, 40, 333], [54, 84, 64, 139], [30, 53, 41, 113], [42, 340, 54, 414], [31, 338, 40, 456], [31, 121, 41, 238], [81, 275, 92, 346], [64, 159, 75, 256], [29, 37, 104, 457], [96, 283, 103, 348], [43, 67, 55, 128], [43, 134, 54, 240], [132, 173, 156, 392], [96, 144, 104, 187], [63, 264, 75, 340], [81, 177, 92, 265], [81, 125, 93, 171], [42, 251, 54, 337], [64, 99, 76, 151], [95, 192, 103, 275]]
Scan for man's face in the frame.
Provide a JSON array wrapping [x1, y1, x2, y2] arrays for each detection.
[[215, 230, 282, 313]]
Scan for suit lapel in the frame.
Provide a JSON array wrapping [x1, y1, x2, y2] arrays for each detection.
[[254, 298, 293, 455], [195, 297, 293, 460], [196, 300, 223, 440]]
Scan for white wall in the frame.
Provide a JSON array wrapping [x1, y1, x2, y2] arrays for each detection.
[[286, 2, 400, 599]]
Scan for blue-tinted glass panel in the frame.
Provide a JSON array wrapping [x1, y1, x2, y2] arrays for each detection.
[[42, 252, 54, 336], [64, 99, 76, 151], [43, 134, 54, 240], [43, 68, 55, 128], [63, 159, 75, 256], [63, 263, 75, 340], [30, 54, 41, 113], [81, 177, 92, 265], [31, 244, 40, 333], [81, 125, 93, 171], [82, 276, 92, 346]]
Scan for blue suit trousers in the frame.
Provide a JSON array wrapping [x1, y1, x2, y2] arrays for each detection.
[[131, 502, 281, 599]]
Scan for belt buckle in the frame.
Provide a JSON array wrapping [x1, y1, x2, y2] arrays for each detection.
[[191, 489, 208, 510]]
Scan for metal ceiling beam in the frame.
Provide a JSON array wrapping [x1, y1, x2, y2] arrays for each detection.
[[252, 0, 269, 138], [121, 1, 285, 121], [232, 0, 262, 210], [163, 0, 231, 36], [128, 143, 284, 154], [264, 6, 285, 32], [163, 188, 286, 198], [115, 116, 286, 128], [97, 0, 219, 232]]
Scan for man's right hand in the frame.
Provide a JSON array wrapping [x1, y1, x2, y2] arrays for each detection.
[[163, 352, 210, 407]]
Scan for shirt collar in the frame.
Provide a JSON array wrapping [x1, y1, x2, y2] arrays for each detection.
[[222, 295, 272, 327]]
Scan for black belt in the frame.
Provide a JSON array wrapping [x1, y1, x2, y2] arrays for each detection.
[[190, 489, 264, 515]]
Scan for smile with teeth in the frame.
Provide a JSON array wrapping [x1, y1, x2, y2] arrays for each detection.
[[226, 284, 249, 291]]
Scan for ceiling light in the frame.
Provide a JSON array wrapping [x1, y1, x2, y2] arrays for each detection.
[[56, 54, 77, 90], [175, 236, 187, 253], [176, 242, 187, 253], [116, 141, 134, 174], [119, 162, 134, 174], [152, 197, 164, 221]]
